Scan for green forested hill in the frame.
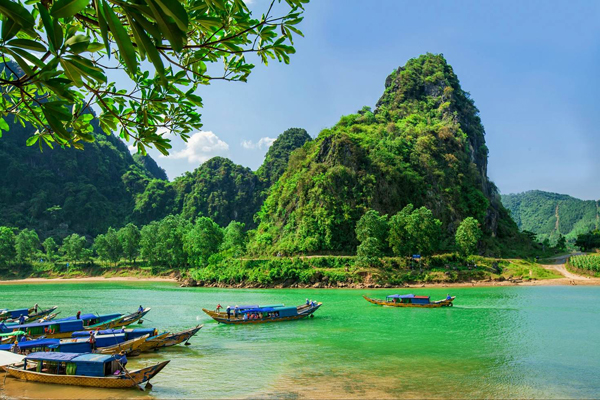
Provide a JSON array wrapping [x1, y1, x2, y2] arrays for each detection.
[[250, 54, 521, 255], [501, 190, 599, 243], [0, 116, 161, 238], [0, 113, 312, 239]]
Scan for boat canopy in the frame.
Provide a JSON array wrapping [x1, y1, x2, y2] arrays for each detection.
[[0, 339, 59, 351], [240, 307, 277, 313], [25, 352, 115, 363], [230, 305, 259, 310], [59, 313, 122, 322], [386, 294, 415, 299]]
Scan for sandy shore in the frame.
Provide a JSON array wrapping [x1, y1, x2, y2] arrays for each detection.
[[0, 276, 177, 285]]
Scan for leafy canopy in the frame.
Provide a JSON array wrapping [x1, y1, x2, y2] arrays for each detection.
[[15, 228, 40, 262], [455, 217, 481, 256], [0, 0, 308, 153]]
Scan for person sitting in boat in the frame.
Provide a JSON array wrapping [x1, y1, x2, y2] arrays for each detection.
[[226, 306, 231, 320], [34, 304, 38, 313], [446, 294, 452, 300], [234, 305, 239, 318], [243, 313, 248, 321], [306, 298, 310, 305], [18, 314, 26, 325], [138, 305, 144, 313], [76, 311, 81, 319]]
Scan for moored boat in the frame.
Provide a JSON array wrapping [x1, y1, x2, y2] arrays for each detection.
[[2, 351, 169, 389], [141, 325, 202, 350], [202, 302, 322, 324], [363, 294, 455, 308], [1, 306, 58, 323]]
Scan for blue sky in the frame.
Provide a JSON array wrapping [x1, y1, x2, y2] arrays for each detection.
[[146, 0, 600, 200]]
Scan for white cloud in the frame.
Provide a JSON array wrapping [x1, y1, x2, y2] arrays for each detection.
[[241, 137, 276, 150], [167, 131, 229, 163]]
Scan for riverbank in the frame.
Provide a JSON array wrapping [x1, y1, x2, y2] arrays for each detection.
[[0, 275, 178, 285], [2, 254, 598, 288]]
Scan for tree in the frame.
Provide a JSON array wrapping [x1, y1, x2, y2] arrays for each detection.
[[220, 221, 246, 257], [0, 0, 309, 153], [184, 216, 224, 267], [94, 227, 123, 265], [355, 210, 388, 247], [388, 204, 414, 256], [389, 205, 441, 256], [140, 214, 189, 268], [15, 228, 40, 262], [42, 237, 58, 262], [118, 223, 141, 263], [61, 233, 87, 263], [0, 226, 16, 265], [575, 230, 600, 251], [356, 237, 382, 267], [555, 234, 567, 252], [406, 207, 442, 256], [455, 217, 482, 256]]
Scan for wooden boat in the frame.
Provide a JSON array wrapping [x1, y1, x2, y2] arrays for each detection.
[[2, 319, 88, 340], [202, 302, 322, 324], [0, 334, 149, 356], [363, 294, 456, 308], [142, 325, 202, 350], [119, 308, 151, 326], [135, 332, 171, 352], [1, 306, 58, 323], [2, 351, 169, 388]]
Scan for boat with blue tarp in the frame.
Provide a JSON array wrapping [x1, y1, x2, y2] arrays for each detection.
[[0, 306, 58, 323], [202, 302, 322, 324], [363, 294, 455, 308], [1, 351, 169, 388], [0, 333, 149, 355]]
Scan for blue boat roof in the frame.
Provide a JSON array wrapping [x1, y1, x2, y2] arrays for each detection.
[[386, 294, 415, 299], [59, 313, 121, 321], [25, 352, 80, 362], [72, 328, 125, 337], [240, 307, 278, 313], [229, 305, 259, 310], [25, 352, 114, 363]]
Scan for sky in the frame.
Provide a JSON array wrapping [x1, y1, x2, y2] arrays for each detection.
[[142, 0, 600, 200]]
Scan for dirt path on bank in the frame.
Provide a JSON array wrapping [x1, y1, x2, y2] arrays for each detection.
[[539, 253, 600, 285]]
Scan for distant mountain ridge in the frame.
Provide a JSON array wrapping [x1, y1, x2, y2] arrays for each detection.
[[501, 190, 599, 243]]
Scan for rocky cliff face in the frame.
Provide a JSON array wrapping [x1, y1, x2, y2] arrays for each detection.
[[250, 54, 519, 255]]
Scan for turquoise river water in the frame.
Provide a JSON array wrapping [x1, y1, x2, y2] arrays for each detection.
[[0, 282, 599, 399]]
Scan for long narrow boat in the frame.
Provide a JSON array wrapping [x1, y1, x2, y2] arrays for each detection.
[[119, 308, 151, 326], [143, 325, 202, 350], [1, 306, 58, 323], [202, 302, 322, 324], [363, 294, 455, 308], [0, 334, 149, 356], [2, 351, 169, 388]]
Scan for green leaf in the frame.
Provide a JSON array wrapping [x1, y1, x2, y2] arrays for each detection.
[[26, 135, 39, 146], [64, 34, 89, 53], [0, 0, 35, 30], [2, 48, 33, 75], [41, 104, 70, 140], [101, 0, 138, 71], [63, 55, 107, 83], [7, 38, 46, 52], [130, 18, 165, 77], [50, 0, 89, 19], [146, 0, 184, 52], [59, 57, 83, 86], [95, 0, 110, 57], [1, 15, 20, 41], [8, 47, 45, 68], [152, 0, 188, 32], [36, 4, 57, 52], [0, 117, 9, 131]]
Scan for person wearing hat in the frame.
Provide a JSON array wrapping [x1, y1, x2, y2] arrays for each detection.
[[117, 350, 128, 371]]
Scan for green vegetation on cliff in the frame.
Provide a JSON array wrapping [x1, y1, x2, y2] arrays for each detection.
[[501, 190, 599, 244], [250, 54, 523, 256]]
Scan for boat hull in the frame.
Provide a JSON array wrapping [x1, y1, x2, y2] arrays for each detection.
[[202, 303, 321, 325], [152, 325, 202, 349], [2, 360, 169, 388], [363, 295, 455, 308]]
